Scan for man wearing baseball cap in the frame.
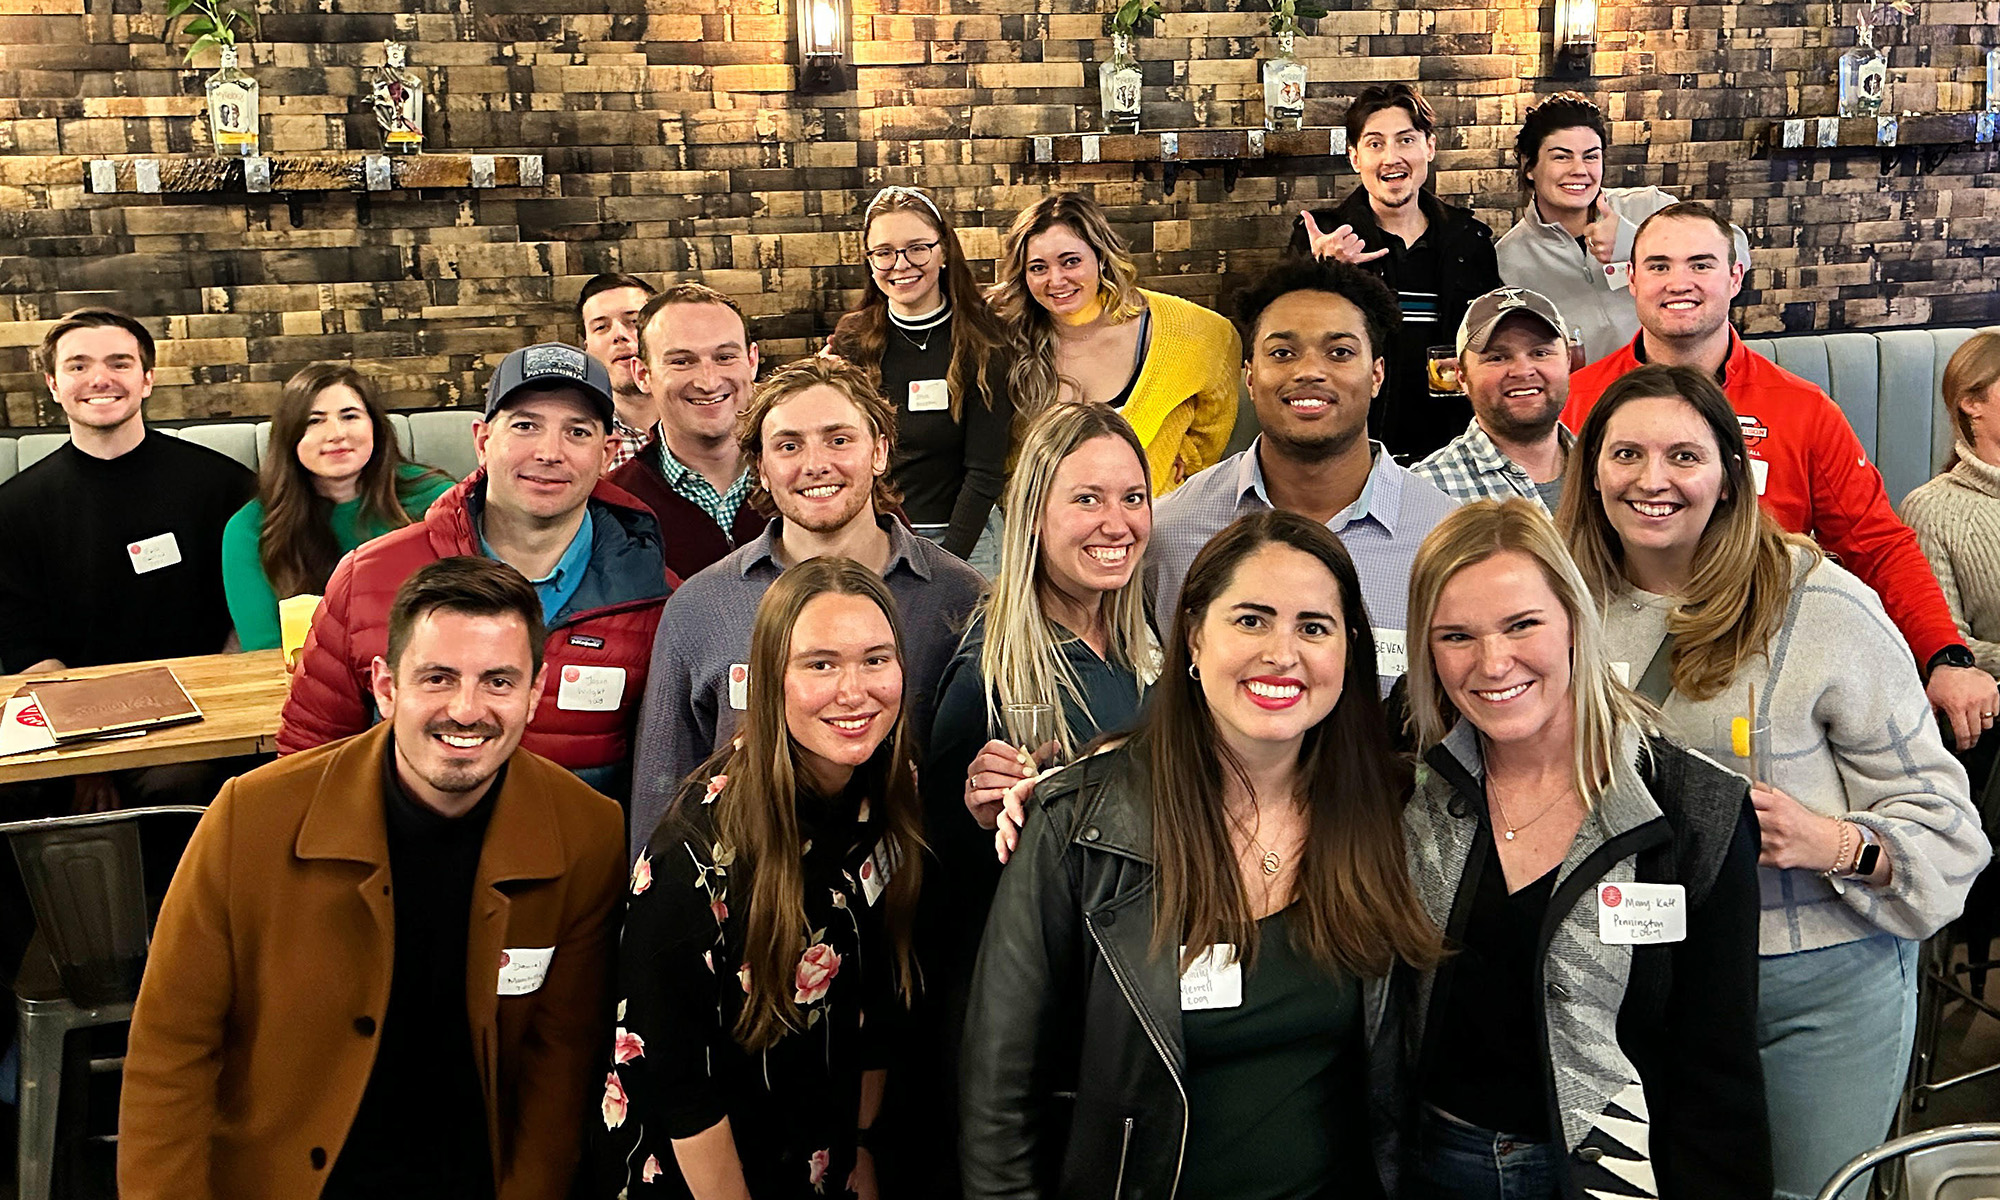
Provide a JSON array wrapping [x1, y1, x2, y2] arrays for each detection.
[[1413, 286, 1578, 513], [280, 342, 674, 809]]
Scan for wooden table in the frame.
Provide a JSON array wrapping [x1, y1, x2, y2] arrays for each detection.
[[0, 650, 291, 783]]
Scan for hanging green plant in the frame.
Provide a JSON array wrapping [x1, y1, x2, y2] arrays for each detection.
[[1110, 0, 1162, 38], [164, 0, 257, 64], [1269, 0, 1326, 38]]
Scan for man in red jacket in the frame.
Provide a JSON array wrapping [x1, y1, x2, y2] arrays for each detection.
[[280, 343, 675, 803], [1561, 202, 1998, 747]]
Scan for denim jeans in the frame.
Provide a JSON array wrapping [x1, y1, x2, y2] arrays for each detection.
[[1408, 1108, 1562, 1200], [914, 509, 1005, 581], [1759, 932, 1919, 1200]]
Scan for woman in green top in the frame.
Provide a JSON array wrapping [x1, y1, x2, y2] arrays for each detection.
[[221, 364, 453, 650]]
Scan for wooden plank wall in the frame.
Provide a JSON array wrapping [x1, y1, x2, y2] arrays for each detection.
[[2, 0, 1997, 424]]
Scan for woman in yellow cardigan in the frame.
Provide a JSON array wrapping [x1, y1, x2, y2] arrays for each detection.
[[991, 192, 1238, 492]]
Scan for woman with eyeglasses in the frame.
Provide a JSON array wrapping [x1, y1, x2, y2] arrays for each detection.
[[830, 185, 1014, 574], [991, 191, 1238, 494]]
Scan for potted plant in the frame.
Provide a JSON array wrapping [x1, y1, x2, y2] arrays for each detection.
[[1099, 0, 1160, 132], [166, 0, 260, 156], [1263, 0, 1325, 131]]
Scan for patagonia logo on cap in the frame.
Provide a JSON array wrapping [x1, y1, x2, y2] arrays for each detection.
[[523, 344, 588, 382]]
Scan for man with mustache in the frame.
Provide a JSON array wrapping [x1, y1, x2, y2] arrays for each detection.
[[281, 342, 673, 810], [1151, 257, 1460, 700], [606, 283, 769, 581], [0, 308, 255, 808], [577, 271, 659, 470], [1560, 202, 2000, 752], [122, 556, 626, 1200], [1289, 83, 1501, 463]]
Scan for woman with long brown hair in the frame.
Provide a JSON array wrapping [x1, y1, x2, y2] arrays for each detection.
[[829, 185, 1013, 572], [963, 509, 1437, 1199], [990, 191, 1238, 493], [1561, 364, 1986, 1199], [220, 362, 451, 649], [603, 556, 924, 1200]]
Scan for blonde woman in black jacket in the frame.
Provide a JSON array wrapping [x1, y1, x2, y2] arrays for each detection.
[[961, 510, 1440, 1199]]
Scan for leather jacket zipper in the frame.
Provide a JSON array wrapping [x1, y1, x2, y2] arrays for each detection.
[[1112, 1117, 1134, 1198], [1085, 915, 1187, 1199]]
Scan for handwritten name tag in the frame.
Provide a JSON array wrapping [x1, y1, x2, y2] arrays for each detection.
[[127, 532, 182, 575], [498, 946, 554, 996], [1179, 944, 1243, 1011], [1596, 882, 1687, 945]]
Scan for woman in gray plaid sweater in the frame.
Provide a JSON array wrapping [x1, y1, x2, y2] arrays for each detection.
[[1560, 363, 1990, 1200]]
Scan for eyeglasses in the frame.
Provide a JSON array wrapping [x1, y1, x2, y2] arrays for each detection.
[[865, 241, 941, 270]]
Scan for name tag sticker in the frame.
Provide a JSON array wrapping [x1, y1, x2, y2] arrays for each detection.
[[497, 946, 554, 996], [907, 378, 950, 413], [1604, 260, 1632, 291], [127, 532, 182, 575], [728, 664, 749, 711], [1179, 944, 1243, 1011], [556, 664, 626, 712], [859, 837, 896, 906], [1374, 629, 1408, 680], [1750, 457, 1770, 495], [1597, 882, 1687, 945]]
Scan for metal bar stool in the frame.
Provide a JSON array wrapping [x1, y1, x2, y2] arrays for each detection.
[[5, 806, 205, 1200], [1815, 1122, 2000, 1200]]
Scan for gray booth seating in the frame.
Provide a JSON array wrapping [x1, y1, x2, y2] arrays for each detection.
[[0, 408, 482, 490], [1739, 325, 1998, 506]]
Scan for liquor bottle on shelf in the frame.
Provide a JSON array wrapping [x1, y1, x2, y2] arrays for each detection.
[[369, 40, 426, 153], [205, 43, 259, 157], [1262, 30, 1308, 132], [1986, 45, 1999, 112], [1838, 21, 1888, 117], [1098, 32, 1143, 133]]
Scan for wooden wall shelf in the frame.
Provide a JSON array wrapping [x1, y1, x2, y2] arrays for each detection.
[[1760, 111, 1998, 153], [1030, 126, 1347, 166], [82, 152, 546, 196]]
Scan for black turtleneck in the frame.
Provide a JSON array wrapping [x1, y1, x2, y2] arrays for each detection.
[[322, 741, 504, 1199]]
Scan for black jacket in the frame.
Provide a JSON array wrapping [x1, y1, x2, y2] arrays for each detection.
[[1406, 723, 1771, 1200], [1288, 187, 1500, 462], [959, 743, 1401, 1199]]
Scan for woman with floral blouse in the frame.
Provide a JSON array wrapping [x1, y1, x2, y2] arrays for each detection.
[[601, 557, 924, 1199]]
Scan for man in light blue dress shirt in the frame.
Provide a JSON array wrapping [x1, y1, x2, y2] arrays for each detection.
[[1152, 258, 1460, 695]]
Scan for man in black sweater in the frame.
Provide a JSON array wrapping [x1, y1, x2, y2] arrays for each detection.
[[1289, 83, 1500, 463], [0, 309, 255, 805]]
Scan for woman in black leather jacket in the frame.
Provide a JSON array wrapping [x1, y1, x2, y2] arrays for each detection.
[[960, 510, 1441, 1200]]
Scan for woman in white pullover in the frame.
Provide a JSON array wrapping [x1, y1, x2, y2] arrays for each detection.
[[1557, 362, 1988, 1200]]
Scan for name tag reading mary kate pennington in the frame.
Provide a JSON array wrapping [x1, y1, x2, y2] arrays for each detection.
[[1596, 882, 1687, 945]]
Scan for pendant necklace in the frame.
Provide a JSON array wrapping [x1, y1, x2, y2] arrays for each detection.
[[1247, 809, 1283, 875], [1489, 779, 1574, 842]]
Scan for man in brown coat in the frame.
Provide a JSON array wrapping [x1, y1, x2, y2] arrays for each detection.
[[118, 556, 626, 1200]]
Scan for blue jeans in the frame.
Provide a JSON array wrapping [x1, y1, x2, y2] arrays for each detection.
[[1409, 1108, 1562, 1200], [1759, 933, 1919, 1200], [914, 509, 1005, 580]]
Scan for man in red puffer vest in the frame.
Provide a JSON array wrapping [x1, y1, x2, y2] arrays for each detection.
[[281, 344, 676, 814]]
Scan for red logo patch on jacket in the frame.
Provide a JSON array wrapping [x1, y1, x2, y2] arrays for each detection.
[[1736, 413, 1768, 448]]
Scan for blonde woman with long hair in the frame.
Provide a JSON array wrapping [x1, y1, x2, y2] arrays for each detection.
[[1404, 497, 1768, 1199], [989, 191, 1238, 492], [1560, 363, 1988, 1199], [603, 557, 923, 1200]]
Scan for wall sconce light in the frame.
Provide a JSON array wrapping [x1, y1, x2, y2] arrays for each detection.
[[1553, 0, 1598, 64], [798, 0, 847, 89]]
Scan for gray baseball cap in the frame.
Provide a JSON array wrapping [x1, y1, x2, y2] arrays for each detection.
[[483, 342, 615, 426], [1456, 287, 1572, 356]]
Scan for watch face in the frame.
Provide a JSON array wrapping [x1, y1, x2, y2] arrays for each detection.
[[1935, 646, 1977, 671], [1856, 842, 1881, 876]]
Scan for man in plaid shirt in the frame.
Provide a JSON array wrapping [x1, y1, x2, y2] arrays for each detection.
[[578, 271, 658, 470], [1412, 286, 1576, 514]]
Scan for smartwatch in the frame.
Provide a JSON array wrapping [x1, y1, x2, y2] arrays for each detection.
[[1849, 824, 1881, 878], [1928, 644, 1977, 675]]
